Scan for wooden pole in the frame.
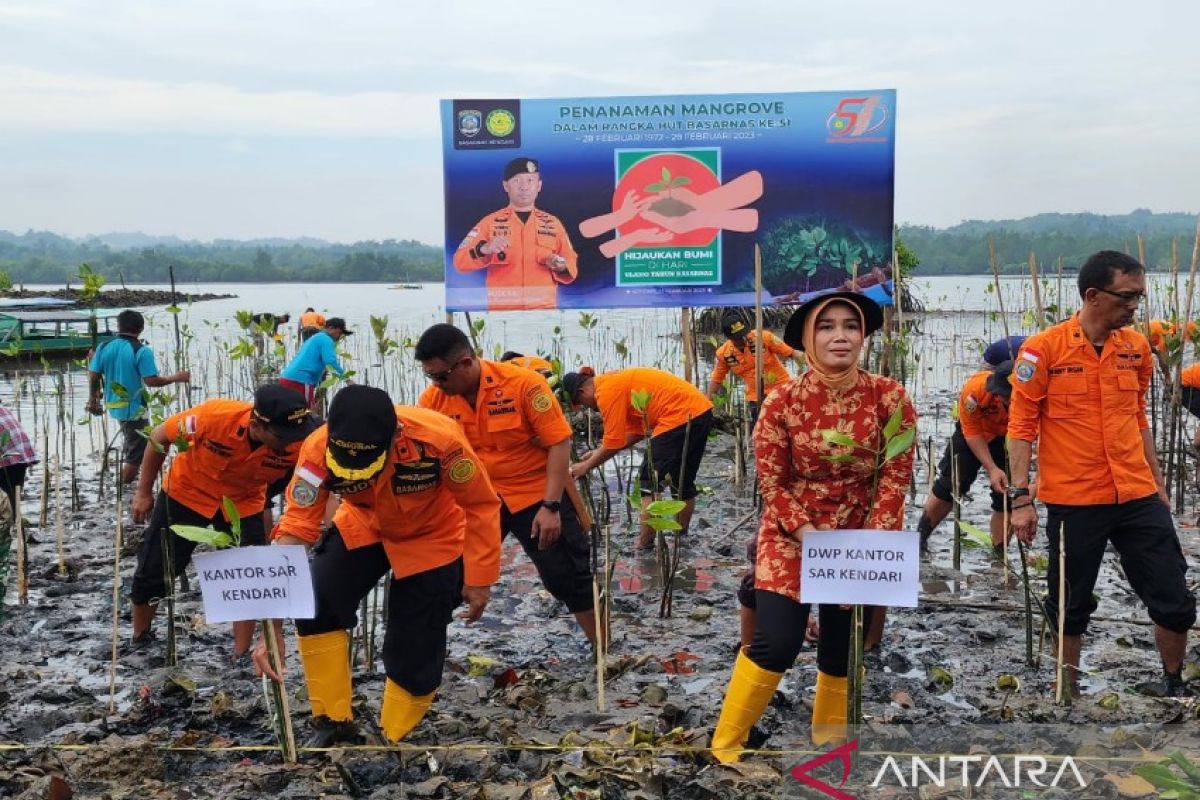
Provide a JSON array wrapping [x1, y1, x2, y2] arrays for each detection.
[[680, 308, 694, 384], [1056, 523, 1069, 705]]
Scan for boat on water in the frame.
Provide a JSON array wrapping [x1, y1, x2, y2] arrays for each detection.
[[0, 309, 118, 361], [388, 283, 424, 290]]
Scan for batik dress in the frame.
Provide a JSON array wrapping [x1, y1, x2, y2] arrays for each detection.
[[754, 370, 916, 602]]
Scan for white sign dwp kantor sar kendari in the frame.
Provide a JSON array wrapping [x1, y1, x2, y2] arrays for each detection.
[[192, 545, 315, 624], [799, 530, 920, 607]]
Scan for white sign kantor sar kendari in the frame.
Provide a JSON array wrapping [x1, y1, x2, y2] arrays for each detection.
[[799, 530, 920, 607], [192, 545, 315, 624]]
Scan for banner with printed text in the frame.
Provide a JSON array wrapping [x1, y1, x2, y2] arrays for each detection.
[[441, 91, 896, 311]]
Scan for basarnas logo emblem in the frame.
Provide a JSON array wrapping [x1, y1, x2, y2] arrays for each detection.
[[486, 108, 517, 137], [457, 109, 482, 138], [826, 96, 889, 142]]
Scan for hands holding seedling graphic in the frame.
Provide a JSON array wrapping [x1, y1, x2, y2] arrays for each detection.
[[580, 169, 764, 258]]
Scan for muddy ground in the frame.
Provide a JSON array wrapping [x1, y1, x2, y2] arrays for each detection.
[[2, 385, 1199, 799]]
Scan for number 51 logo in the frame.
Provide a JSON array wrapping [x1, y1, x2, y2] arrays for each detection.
[[827, 96, 889, 139]]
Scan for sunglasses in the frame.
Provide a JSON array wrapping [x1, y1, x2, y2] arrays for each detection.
[[423, 357, 468, 383], [1095, 287, 1146, 305]]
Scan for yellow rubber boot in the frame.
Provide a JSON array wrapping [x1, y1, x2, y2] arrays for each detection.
[[710, 649, 784, 763], [811, 671, 849, 745], [380, 679, 435, 742], [297, 630, 353, 722]]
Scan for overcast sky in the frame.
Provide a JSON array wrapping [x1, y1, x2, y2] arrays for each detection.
[[0, 0, 1196, 243]]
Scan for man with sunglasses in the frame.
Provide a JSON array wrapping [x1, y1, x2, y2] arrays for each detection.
[[1008, 250, 1195, 697], [414, 324, 602, 648]]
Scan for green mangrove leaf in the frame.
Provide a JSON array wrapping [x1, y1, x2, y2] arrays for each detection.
[[820, 429, 858, 448], [646, 499, 686, 517], [647, 518, 682, 532], [883, 427, 916, 462], [882, 403, 905, 440], [957, 520, 992, 550], [171, 524, 233, 549]]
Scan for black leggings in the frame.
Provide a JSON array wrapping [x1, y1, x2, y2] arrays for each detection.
[[747, 590, 875, 677], [296, 527, 464, 696]]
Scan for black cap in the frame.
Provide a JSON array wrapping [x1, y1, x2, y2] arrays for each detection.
[[782, 291, 884, 350], [325, 317, 352, 335], [252, 384, 320, 443], [986, 360, 1015, 401], [500, 351, 523, 362], [325, 385, 397, 481], [503, 157, 540, 181], [561, 371, 589, 409], [982, 336, 1027, 367], [721, 312, 749, 338]]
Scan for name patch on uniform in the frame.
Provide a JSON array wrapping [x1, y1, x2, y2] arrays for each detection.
[[1015, 361, 1036, 383], [447, 456, 477, 483], [392, 458, 440, 494]]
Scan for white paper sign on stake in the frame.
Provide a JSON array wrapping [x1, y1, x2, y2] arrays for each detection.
[[192, 545, 315, 624], [798, 530, 920, 608]]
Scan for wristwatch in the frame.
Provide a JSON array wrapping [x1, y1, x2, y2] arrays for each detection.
[[1006, 487, 1031, 501], [540, 500, 562, 512]]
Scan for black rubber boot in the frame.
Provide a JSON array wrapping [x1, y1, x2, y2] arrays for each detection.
[[917, 514, 934, 553], [305, 716, 363, 749]]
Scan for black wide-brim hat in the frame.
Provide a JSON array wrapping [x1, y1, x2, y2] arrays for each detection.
[[782, 291, 885, 350]]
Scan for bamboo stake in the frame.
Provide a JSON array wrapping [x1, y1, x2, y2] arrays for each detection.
[[680, 308, 694, 385], [108, 476, 123, 713], [54, 454, 66, 577], [263, 619, 298, 763], [13, 482, 26, 605]]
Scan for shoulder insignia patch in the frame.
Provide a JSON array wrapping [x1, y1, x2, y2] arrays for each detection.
[[448, 457, 477, 483], [964, 395, 979, 413], [1015, 361, 1036, 383], [290, 480, 319, 507]]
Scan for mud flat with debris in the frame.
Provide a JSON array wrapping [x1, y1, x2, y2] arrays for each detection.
[[2, 393, 1199, 799]]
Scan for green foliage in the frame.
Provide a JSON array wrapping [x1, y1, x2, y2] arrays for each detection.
[[170, 525, 234, 548], [645, 498, 686, 532], [894, 230, 920, 279], [77, 264, 105, 305], [0, 271, 12, 291], [759, 216, 886, 295], [1133, 751, 1200, 797], [899, 209, 1200, 274], [369, 315, 398, 357], [956, 520, 993, 550], [0, 231, 444, 283], [631, 388, 651, 414]]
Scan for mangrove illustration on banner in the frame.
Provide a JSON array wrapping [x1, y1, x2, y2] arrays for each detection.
[[440, 91, 896, 312]]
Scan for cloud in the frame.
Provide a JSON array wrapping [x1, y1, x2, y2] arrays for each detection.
[[0, 66, 443, 136]]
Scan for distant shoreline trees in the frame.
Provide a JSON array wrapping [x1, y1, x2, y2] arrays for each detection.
[[0, 209, 1194, 283]]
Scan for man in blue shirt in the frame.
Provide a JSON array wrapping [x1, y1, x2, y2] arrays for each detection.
[[280, 317, 351, 405], [86, 310, 191, 483]]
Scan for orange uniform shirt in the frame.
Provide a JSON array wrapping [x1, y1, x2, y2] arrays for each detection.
[[507, 355, 554, 374], [1182, 363, 1200, 389], [957, 370, 1008, 441], [161, 400, 301, 519], [453, 205, 578, 310], [710, 331, 796, 402], [275, 406, 502, 586], [419, 360, 570, 513], [300, 310, 326, 329], [1008, 315, 1156, 505], [594, 368, 713, 450]]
